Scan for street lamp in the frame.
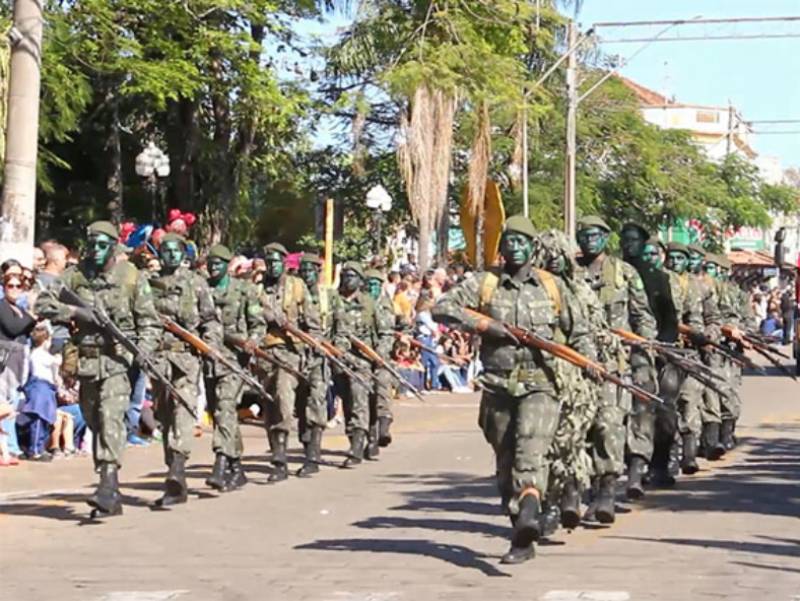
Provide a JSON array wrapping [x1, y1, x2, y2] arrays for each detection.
[[365, 184, 392, 256], [135, 142, 170, 222]]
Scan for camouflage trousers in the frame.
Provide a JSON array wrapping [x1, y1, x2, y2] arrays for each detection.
[[335, 356, 371, 435], [370, 368, 393, 423], [701, 353, 724, 425], [206, 372, 245, 459], [720, 359, 742, 421], [547, 367, 597, 500], [296, 357, 328, 442], [260, 346, 302, 434], [589, 378, 631, 477], [677, 375, 703, 438], [479, 387, 561, 517], [155, 353, 201, 463], [79, 372, 132, 469]]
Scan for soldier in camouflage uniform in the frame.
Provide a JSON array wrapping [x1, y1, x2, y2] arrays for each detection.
[[538, 230, 601, 529], [259, 242, 320, 483], [433, 216, 597, 565], [36, 221, 162, 516], [204, 244, 266, 491], [150, 233, 223, 506], [686, 243, 726, 461], [296, 252, 331, 477], [574, 216, 657, 522], [364, 268, 396, 459], [329, 262, 392, 467]]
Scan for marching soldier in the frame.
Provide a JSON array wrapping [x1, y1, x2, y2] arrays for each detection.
[[204, 244, 266, 491], [575, 216, 656, 521], [433, 215, 597, 564], [36, 221, 162, 517], [150, 233, 223, 506], [259, 242, 320, 483]]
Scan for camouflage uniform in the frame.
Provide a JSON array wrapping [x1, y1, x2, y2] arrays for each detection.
[[330, 269, 392, 463], [150, 265, 223, 466], [296, 281, 332, 441], [433, 264, 595, 519]]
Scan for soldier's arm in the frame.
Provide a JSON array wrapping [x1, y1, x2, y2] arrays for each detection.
[[557, 279, 597, 361], [431, 273, 482, 332], [299, 280, 321, 337], [374, 299, 394, 359], [329, 293, 352, 351], [196, 275, 224, 347], [244, 283, 267, 343], [702, 282, 722, 341], [625, 264, 657, 338], [132, 273, 162, 355], [34, 273, 74, 324]]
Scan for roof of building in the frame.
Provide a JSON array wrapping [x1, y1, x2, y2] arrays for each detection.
[[617, 76, 674, 106], [728, 249, 797, 270]]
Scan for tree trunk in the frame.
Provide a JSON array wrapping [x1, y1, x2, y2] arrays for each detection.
[[106, 98, 123, 224], [436, 205, 449, 266], [0, 0, 43, 264], [166, 97, 198, 217], [417, 211, 431, 271]]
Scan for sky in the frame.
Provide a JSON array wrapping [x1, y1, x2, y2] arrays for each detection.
[[576, 0, 800, 169]]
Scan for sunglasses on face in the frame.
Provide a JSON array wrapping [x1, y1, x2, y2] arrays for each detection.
[[5, 282, 23, 290]]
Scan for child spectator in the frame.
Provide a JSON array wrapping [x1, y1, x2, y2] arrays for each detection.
[[53, 375, 86, 455], [18, 325, 61, 461]]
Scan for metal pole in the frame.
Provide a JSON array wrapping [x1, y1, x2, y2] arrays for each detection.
[[323, 198, 334, 286], [726, 102, 734, 155], [522, 103, 529, 218], [564, 21, 578, 240], [0, 0, 44, 265]]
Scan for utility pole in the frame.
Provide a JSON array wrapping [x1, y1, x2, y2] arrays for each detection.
[[726, 101, 734, 155], [564, 21, 578, 241], [522, 102, 529, 218], [0, 0, 44, 266]]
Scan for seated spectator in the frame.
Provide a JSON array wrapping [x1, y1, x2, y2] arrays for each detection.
[[437, 336, 471, 393], [18, 325, 60, 461], [760, 310, 783, 338], [393, 338, 425, 393], [55, 375, 86, 454]]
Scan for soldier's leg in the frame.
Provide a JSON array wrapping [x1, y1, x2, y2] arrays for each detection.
[[625, 397, 656, 498], [477, 390, 513, 515], [700, 354, 725, 460], [207, 373, 245, 491], [298, 360, 327, 477], [265, 348, 301, 482], [719, 358, 740, 450], [343, 366, 371, 467], [590, 382, 629, 523], [677, 374, 702, 474], [375, 368, 394, 447]]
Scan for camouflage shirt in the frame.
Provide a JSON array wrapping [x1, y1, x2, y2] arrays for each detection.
[[688, 273, 721, 341], [432, 265, 596, 394], [262, 274, 320, 348], [35, 260, 161, 379], [209, 276, 266, 371], [329, 289, 392, 365]]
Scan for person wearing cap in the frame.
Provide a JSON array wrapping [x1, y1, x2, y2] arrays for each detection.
[[295, 252, 332, 477], [35, 221, 162, 517], [259, 242, 320, 483], [364, 268, 396, 458], [329, 261, 392, 468], [575, 215, 657, 520], [203, 244, 266, 491], [433, 215, 596, 564], [149, 233, 223, 506]]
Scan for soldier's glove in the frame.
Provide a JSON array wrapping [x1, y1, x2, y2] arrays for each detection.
[[69, 307, 99, 328], [477, 320, 519, 344], [582, 364, 604, 384], [242, 339, 258, 355]]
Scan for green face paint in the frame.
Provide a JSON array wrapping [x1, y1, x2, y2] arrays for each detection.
[[207, 256, 229, 283], [264, 251, 285, 280], [339, 269, 362, 295], [86, 233, 115, 268], [160, 240, 186, 272], [621, 228, 647, 261], [688, 251, 704, 274], [500, 232, 534, 269], [704, 262, 719, 279], [666, 251, 689, 274], [576, 226, 609, 257], [641, 243, 663, 269], [299, 261, 319, 289], [366, 278, 382, 300]]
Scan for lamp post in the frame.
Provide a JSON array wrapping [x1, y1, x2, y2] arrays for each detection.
[[135, 142, 170, 222], [365, 184, 392, 256]]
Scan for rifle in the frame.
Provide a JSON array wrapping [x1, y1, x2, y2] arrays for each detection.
[[58, 287, 199, 420], [161, 317, 273, 401], [464, 309, 664, 404], [281, 322, 371, 388], [393, 332, 467, 367], [677, 323, 761, 371], [223, 334, 308, 382], [349, 335, 427, 403], [722, 325, 793, 360], [721, 325, 797, 381]]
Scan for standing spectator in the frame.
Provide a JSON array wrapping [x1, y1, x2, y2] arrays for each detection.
[[415, 298, 441, 391], [780, 280, 796, 345], [36, 244, 70, 352], [18, 325, 60, 460], [0, 272, 38, 459], [32, 247, 46, 273]]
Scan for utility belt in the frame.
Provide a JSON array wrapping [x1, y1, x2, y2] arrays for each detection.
[[78, 345, 107, 359], [158, 341, 189, 352], [489, 364, 548, 385]]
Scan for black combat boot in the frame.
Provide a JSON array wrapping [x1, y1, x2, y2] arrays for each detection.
[[206, 453, 228, 491], [378, 416, 393, 447], [297, 427, 322, 477], [87, 463, 123, 516], [667, 437, 682, 478], [225, 457, 248, 490], [702, 422, 725, 461], [720, 418, 736, 450], [365, 423, 380, 461], [539, 501, 560, 538], [157, 454, 188, 506], [649, 444, 675, 487], [681, 433, 699, 474], [342, 430, 366, 468], [501, 493, 540, 564], [560, 478, 581, 529], [595, 474, 617, 524], [268, 431, 289, 483], [626, 456, 647, 500]]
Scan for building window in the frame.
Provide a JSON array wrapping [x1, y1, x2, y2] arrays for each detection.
[[696, 110, 720, 124]]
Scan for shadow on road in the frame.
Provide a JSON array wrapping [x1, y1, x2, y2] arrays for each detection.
[[610, 534, 800, 561]]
